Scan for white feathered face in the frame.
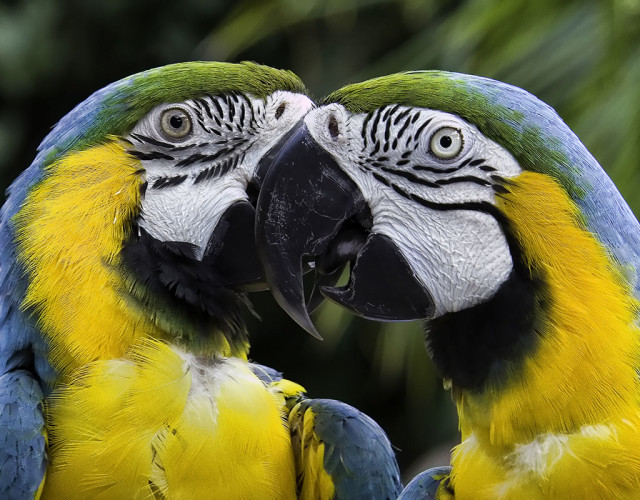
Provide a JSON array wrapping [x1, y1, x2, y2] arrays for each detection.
[[305, 104, 522, 315], [256, 102, 523, 334], [127, 90, 314, 260]]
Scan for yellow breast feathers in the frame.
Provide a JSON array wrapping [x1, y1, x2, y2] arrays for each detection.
[[43, 339, 299, 499]]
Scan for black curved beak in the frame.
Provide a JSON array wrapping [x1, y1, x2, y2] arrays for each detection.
[[256, 125, 434, 337]]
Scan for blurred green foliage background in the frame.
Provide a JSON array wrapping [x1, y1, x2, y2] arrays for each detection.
[[1, 0, 639, 480]]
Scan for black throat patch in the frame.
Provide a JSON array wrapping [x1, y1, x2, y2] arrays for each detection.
[[119, 226, 252, 355], [426, 238, 548, 392]]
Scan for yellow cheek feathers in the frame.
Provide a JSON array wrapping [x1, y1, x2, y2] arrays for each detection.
[[14, 140, 159, 375], [457, 170, 640, 446]]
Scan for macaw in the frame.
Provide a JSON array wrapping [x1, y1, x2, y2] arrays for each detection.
[[0, 61, 402, 499], [256, 70, 640, 498]]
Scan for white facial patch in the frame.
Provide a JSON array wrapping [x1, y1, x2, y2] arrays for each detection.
[[139, 173, 248, 258], [129, 91, 314, 259], [304, 104, 522, 316]]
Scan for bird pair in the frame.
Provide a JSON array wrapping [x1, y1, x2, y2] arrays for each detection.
[[2, 61, 639, 499]]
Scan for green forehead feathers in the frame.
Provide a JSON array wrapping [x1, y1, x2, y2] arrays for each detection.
[[102, 61, 307, 139], [39, 61, 307, 168]]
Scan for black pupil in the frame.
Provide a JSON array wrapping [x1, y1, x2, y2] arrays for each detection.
[[439, 135, 453, 148], [170, 114, 183, 129]]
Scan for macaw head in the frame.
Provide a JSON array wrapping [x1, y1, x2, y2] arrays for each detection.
[[257, 71, 640, 390], [5, 62, 313, 372]]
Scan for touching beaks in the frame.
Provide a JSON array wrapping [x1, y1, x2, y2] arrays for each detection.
[[204, 118, 308, 293], [256, 124, 435, 338]]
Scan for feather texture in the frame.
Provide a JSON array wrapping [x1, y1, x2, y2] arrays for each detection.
[[43, 339, 298, 499], [289, 399, 403, 500]]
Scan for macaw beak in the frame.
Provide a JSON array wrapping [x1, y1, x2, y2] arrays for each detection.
[[205, 123, 305, 293], [256, 125, 434, 337], [204, 200, 265, 291]]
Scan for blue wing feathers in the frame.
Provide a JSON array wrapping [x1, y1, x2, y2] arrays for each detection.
[[0, 300, 49, 498], [0, 371, 46, 500], [397, 466, 451, 499], [303, 398, 403, 500], [249, 363, 283, 384], [0, 150, 52, 497], [252, 367, 403, 498]]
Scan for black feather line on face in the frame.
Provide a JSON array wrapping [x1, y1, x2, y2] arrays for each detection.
[[412, 118, 432, 142], [129, 150, 175, 161], [130, 133, 176, 149], [392, 107, 410, 126], [119, 226, 252, 351], [434, 176, 491, 187], [378, 166, 441, 188], [151, 175, 188, 189], [370, 108, 382, 145]]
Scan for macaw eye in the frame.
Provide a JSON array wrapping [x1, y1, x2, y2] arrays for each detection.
[[159, 108, 192, 140], [430, 127, 463, 159]]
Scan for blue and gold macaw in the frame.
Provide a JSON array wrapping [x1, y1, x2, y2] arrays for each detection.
[[257, 71, 640, 498], [0, 62, 402, 499]]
